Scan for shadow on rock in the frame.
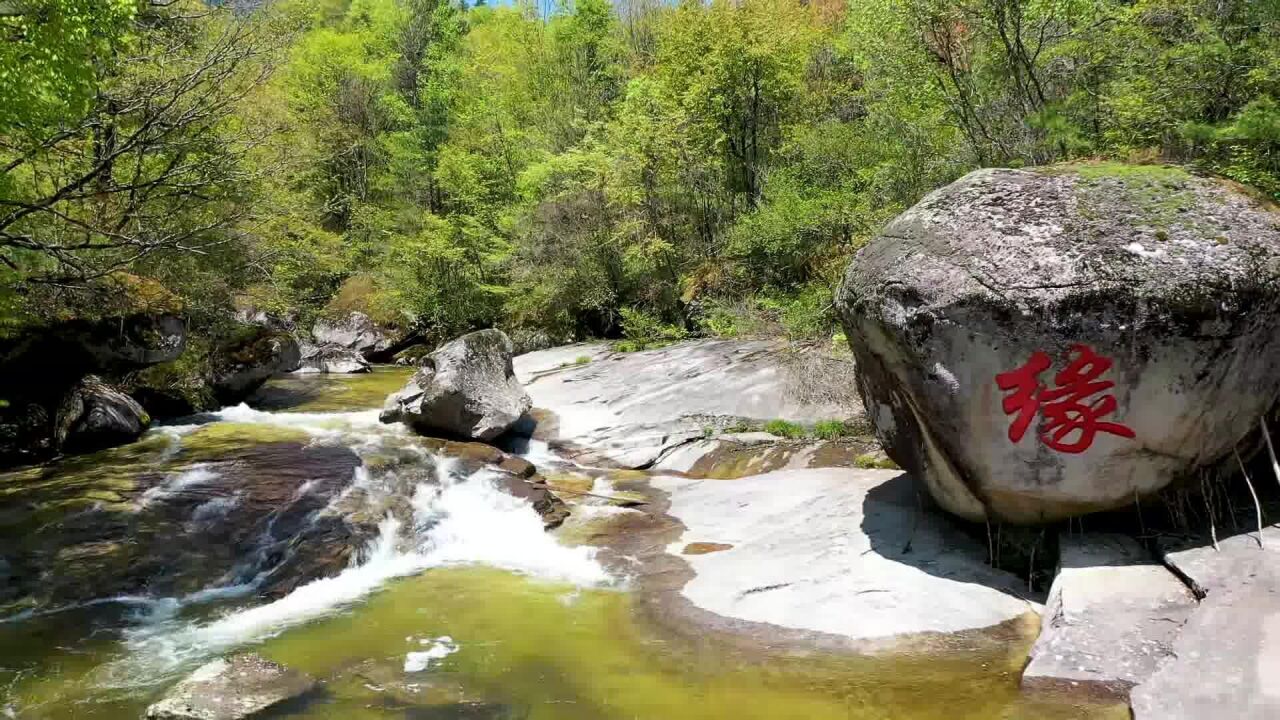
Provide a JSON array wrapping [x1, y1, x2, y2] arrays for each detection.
[[859, 472, 1035, 597]]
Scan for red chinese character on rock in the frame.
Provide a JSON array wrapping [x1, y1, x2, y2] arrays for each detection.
[[995, 344, 1135, 454]]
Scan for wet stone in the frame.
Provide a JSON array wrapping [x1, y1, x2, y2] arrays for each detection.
[[145, 653, 316, 720]]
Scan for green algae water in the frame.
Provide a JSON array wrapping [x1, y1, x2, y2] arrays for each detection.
[[260, 568, 1127, 720], [248, 366, 414, 414], [1, 568, 1126, 719], [1, 370, 1127, 720]]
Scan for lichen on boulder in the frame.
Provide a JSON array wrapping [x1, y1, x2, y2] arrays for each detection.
[[837, 163, 1280, 523]]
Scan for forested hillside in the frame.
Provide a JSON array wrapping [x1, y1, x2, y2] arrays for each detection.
[[2, 0, 1278, 347]]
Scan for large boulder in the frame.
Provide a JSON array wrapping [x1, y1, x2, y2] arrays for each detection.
[[0, 313, 186, 403], [837, 164, 1280, 523], [145, 653, 316, 720], [0, 313, 183, 466], [72, 313, 187, 371], [312, 311, 392, 360], [381, 329, 531, 441], [295, 342, 371, 374], [210, 327, 302, 405], [53, 375, 150, 452]]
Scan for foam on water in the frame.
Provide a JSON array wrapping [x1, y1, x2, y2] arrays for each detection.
[[97, 409, 611, 686], [140, 464, 220, 505], [188, 493, 242, 525], [404, 635, 459, 672], [414, 469, 610, 584], [514, 438, 568, 467]]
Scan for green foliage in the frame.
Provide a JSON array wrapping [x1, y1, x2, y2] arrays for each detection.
[[324, 274, 401, 327], [763, 419, 807, 439], [812, 420, 853, 440], [574, 355, 592, 365], [0, 0, 135, 134], [5, 0, 1279, 351], [614, 307, 687, 352], [698, 301, 746, 339]]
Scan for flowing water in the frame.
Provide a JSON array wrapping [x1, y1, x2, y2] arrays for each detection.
[[0, 369, 1127, 719]]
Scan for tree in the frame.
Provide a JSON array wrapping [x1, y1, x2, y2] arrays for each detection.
[[0, 0, 136, 135], [0, 3, 288, 320]]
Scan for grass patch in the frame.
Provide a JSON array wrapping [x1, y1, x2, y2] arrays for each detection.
[[812, 419, 855, 440], [1048, 160, 1190, 184], [558, 355, 594, 368], [708, 417, 874, 441], [762, 419, 807, 439]]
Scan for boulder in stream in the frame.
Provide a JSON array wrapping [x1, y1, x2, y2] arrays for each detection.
[[382, 329, 531, 441], [53, 375, 150, 452], [312, 311, 392, 360], [145, 653, 316, 720], [295, 342, 371, 374], [837, 163, 1280, 523], [210, 326, 302, 404]]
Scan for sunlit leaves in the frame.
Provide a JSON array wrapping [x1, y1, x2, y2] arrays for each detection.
[[0, 0, 135, 134]]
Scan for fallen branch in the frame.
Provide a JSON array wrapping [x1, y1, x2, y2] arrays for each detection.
[[1235, 447, 1265, 549], [1202, 472, 1219, 551]]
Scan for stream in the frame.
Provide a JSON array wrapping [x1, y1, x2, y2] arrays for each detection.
[[0, 368, 1126, 719]]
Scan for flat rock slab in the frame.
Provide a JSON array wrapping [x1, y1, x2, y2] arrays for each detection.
[[651, 468, 1035, 642], [1022, 533, 1196, 698], [146, 653, 316, 720], [1130, 528, 1280, 719], [515, 340, 859, 468], [652, 434, 878, 478]]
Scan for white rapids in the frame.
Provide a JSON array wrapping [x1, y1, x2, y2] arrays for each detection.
[[88, 401, 613, 687]]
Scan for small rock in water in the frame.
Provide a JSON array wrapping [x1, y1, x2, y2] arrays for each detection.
[[404, 636, 459, 673], [145, 653, 316, 720]]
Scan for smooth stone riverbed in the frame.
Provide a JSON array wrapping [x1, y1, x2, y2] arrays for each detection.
[[0, 363, 1127, 720]]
